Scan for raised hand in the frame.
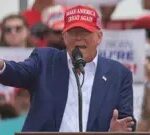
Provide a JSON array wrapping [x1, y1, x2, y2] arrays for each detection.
[[109, 109, 135, 132]]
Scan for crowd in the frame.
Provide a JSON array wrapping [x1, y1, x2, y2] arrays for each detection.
[[0, 0, 150, 134]]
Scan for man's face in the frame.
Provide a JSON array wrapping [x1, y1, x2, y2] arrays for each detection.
[[63, 27, 102, 62]]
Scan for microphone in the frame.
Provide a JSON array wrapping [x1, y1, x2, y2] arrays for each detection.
[[71, 46, 86, 132], [72, 47, 86, 75]]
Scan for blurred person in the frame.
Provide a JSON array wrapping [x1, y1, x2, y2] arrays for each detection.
[[30, 5, 67, 49], [137, 57, 150, 131], [14, 88, 30, 115], [0, 103, 19, 120], [142, 0, 150, 10], [0, 91, 19, 120], [0, 14, 32, 48], [21, 0, 54, 28], [0, 85, 17, 120], [21, 0, 55, 47], [41, 5, 67, 49], [0, 5, 135, 132], [0, 89, 29, 134], [0, 14, 31, 119], [29, 22, 50, 47], [0, 85, 15, 105], [133, 15, 150, 131]]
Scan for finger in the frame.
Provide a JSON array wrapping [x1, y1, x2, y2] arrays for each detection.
[[112, 109, 118, 120], [127, 127, 132, 132], [127, 121, 134, 127], [120, 116, 133, 123], [124, 117, 133, 123]]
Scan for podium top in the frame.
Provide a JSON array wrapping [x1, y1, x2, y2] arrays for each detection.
[[15, 132, 150, 135]]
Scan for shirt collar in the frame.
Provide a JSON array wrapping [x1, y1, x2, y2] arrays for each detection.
[[67, 51, 98, 73]]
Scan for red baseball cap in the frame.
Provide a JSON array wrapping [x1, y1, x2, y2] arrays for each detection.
[[42, 5, 68, 31], [63, 5, 102, 32], [133, 15, 150, 29]]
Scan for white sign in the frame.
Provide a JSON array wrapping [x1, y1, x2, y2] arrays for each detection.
[[98, 29, 146, 83], [0, 0, 19, 21], [0, 47, 33, 103], [0, 47, 33, 62]]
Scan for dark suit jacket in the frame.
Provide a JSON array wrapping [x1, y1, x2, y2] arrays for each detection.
[[0, 47, 135, 132]]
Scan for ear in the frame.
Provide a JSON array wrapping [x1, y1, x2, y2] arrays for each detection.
[[62, 32, 66, 43], [97, 30, 103, 44]]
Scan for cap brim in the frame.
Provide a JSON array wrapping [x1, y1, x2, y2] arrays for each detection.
[[63, 22, 98, 32]]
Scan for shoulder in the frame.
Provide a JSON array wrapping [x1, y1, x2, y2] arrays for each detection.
[[31, 47, 60, 57], [33, 47, 59, 53], [30, 47, 66, 65], [99, 56, 132, 77]]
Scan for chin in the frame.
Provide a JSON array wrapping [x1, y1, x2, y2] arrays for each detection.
[[84, 57, 91, 63]]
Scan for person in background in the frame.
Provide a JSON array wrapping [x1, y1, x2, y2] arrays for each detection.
[[0, 86, 19, 120], [137, 57, 150, 131], [0, 103, 19, 120], [0, 5, 135, 132], [0, 14, 32, 135], [0, 14, 32, 48], [41, 5, 67, 49], [21, 0, 55, 47], [30, 5, 67, 49], [0, 14, 31, 117], [0, 88, 30, 119], [21, 0, 54, 28], [142, 0, 150, 10], [133, 15, 150, 131], [14, 88, 30, 115]]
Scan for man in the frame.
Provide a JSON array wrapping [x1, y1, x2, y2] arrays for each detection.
[[133, 15, 150, 131], [0, 5, 135, 132]]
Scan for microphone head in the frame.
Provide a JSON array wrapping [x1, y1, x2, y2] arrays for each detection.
[[71, 47, 86, 74], [72, 47, 82, 60]]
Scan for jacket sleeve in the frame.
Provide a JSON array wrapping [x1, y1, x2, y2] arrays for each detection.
[[0, 48, 40, 89], [118, 69, 136, 131]]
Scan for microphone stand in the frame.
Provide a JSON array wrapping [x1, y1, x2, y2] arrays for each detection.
[[73, 68, 84, 132]]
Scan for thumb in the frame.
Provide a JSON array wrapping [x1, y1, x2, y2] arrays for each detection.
[[112, 109, 118, 121]]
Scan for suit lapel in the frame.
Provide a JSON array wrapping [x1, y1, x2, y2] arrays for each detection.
[[52, 50, 69, 131], [86, 56, 111, 131]]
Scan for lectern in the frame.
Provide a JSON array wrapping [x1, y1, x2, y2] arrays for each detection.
[[15, 132, 150, 135]]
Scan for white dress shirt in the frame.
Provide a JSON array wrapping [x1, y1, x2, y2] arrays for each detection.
[[59, 52, 98, 132]]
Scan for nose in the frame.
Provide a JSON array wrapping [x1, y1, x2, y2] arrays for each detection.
[[11, 29, 17, 35], [75, 34, 82, 41]]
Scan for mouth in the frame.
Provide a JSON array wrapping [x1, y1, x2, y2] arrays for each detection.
[[75, 45, 87, 49]]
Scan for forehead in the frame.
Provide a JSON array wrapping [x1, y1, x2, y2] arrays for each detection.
[[67, 27, 92, 33], [4, 18, 24, 26]]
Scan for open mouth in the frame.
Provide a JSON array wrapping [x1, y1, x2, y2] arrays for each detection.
[[76, 45, 87, 49]]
